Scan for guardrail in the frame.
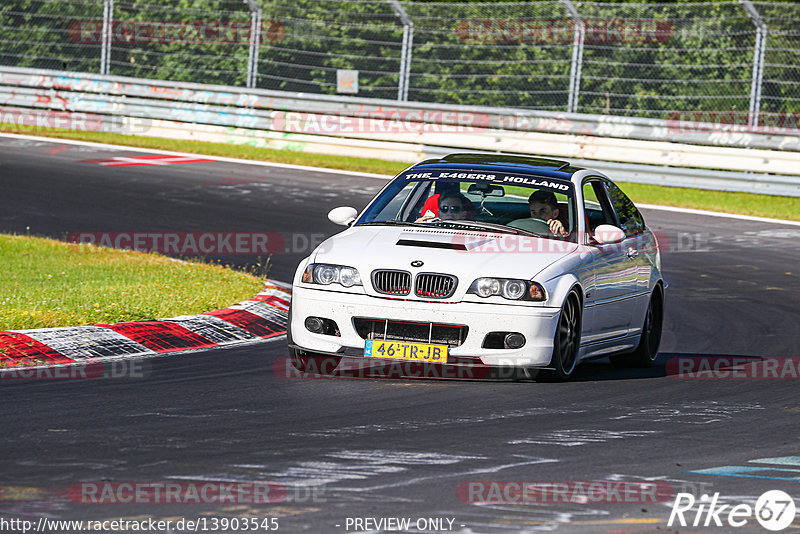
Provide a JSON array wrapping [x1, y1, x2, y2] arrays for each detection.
[[1, 66, 798, 197]]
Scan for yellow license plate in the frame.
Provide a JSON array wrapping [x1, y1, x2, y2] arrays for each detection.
[[364, 339, 448, 363]]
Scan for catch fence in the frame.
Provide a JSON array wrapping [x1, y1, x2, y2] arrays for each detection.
[[1, 0, 798, 126]]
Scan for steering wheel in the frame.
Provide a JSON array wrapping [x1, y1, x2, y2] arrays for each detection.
[[507, 217, 551, 234]]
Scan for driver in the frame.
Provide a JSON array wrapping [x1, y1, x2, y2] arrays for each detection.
[[528, 190, 568, 237]]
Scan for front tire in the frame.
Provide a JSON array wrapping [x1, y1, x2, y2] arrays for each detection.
[[610, 287, 663, 368], [287, 305, 341, 375], [541, 290, 582, 382], [290, 352, 341, 375]]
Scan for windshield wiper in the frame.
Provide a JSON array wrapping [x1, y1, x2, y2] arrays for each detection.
[[359, 221, 431, 228], [360, 220, 542, 237], [430, 220, 540, 236]]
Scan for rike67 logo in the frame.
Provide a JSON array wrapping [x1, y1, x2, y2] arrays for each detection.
[[669, 490, 796, 531]]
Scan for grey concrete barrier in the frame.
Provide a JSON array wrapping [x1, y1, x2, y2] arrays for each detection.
[[1, 66, 797, 196]]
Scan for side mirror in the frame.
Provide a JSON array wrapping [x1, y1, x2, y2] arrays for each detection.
[[328, 206, 358, 226], [593, 224, 626, 244]]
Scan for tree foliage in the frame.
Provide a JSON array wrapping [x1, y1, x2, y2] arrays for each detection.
[[1, 0, 798, 119]]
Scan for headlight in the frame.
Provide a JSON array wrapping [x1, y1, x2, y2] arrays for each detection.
[[315, 265, 338, 285], [302, 264, 362, 288], [338, 267, 361, 288], [468, 277, 546, 301], [474, 277, 500, 298]]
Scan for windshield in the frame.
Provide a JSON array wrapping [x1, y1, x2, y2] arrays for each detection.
[[357, 169, 576, 242]]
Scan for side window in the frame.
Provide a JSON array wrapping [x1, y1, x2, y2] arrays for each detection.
[[582, 180, 616, 234], [604, 181, 645, 236], [362, 180, 426, 223]]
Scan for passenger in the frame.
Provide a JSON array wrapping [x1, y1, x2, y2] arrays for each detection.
[[417, 192, 475, 222], [438, 193, 475, 221], [419, 181, 460, 219]]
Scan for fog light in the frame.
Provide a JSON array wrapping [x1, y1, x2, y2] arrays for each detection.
[[305, 317, 325, 333], [504, 333, 525, 349], [303, 317, 341, 336]]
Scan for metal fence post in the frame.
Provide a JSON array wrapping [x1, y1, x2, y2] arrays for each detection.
[[100, 0, 113, 75], [740, 0, 766, 128], [388, 0, 413, 101], [560, 0, 585, 114], [245, 0, 262, 89]]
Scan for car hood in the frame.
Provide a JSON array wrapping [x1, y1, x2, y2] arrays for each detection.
[[311, 225, 577, 298]]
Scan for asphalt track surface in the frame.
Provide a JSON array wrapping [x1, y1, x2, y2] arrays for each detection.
[[1, 135, 799, 533]]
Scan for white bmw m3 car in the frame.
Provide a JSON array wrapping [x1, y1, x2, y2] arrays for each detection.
[[288, 154, 664, 381]]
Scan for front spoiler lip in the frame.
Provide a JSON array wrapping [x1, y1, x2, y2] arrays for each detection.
[[287, 343, 556, 371]]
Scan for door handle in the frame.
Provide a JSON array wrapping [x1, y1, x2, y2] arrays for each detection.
[[626, 248, 639, 259]]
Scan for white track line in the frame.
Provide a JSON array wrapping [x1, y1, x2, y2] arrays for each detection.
[[3, 132, 797, 225], [0, 132, 391, 179], [637, 203, 800, 227]]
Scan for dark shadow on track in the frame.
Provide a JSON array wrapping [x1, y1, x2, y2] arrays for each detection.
[[285, 352, 773, 384], [562, 359, 668, 382], [569, 352, 770, 382], [279, 353, 671, 383]]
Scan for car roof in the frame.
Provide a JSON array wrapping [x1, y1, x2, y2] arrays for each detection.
[[410, 153, 585, 181]]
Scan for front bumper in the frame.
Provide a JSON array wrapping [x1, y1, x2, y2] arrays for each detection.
[[290, 286, 560, 367]]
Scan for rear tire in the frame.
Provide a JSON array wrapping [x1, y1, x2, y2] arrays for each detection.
[[610, 287, 663, 368], [540, 290, 582, 382]]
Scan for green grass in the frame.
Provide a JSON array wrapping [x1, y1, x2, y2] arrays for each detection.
[[1, 123, 797, 220], [0, 234, 265, 331], [615, 182, 799, 221]]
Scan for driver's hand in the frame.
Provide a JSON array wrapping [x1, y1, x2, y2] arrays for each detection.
[[547, 218, 567, 236]]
